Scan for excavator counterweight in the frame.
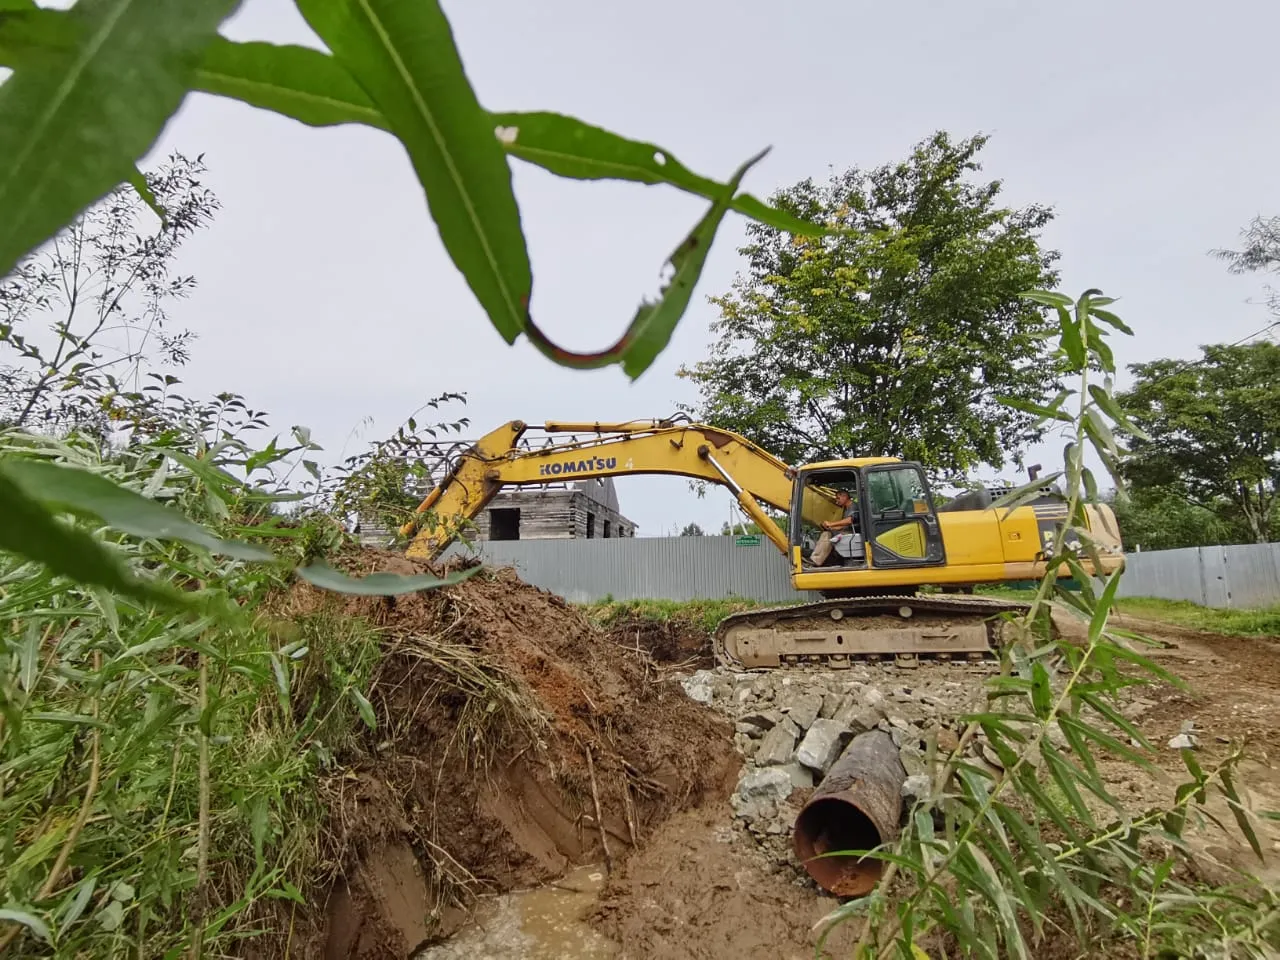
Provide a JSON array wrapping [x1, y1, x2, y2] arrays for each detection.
[[400, 418, 1124, 669]]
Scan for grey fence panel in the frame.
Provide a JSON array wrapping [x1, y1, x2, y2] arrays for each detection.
[[1115, 547, 1206, 605], [1221, 543, 1280, 608], [428, 536, 1280, 609], [1115, 543, 1280, 608], [441, 536, 821, 604], [1199, 546, 1231, 608]]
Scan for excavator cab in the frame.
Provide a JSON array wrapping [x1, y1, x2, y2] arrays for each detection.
[[791, 460, 947, 575], [792, 470, 864, 569]]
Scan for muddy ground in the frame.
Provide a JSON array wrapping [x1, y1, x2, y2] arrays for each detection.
[[586, 611, 1280, 959], [270, 554, 1280, 959]]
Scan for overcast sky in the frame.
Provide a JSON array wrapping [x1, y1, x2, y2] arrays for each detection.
[[134, 0, 1279, 536]]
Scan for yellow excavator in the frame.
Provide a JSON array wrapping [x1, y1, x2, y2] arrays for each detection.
[[400, 417, 1125, 669]]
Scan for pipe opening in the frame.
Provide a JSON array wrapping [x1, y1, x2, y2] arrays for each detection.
[[793, 795, 885, 896]]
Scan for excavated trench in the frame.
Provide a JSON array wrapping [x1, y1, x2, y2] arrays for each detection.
[[269, 551, 1016, 959]]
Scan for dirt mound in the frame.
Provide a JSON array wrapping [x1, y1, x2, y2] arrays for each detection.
[[278, 550, 736, 959]]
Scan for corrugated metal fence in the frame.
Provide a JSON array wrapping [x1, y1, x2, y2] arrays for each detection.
[[434, 536, 1280, 609], [1116, 543, 1280, 608], [441, 536, 822, 604]]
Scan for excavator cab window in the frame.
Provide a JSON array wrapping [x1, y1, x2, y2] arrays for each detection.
[[789, 469, 866, 570]]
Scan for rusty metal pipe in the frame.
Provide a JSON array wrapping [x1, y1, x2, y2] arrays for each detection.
[[793, 729, 906, 896]]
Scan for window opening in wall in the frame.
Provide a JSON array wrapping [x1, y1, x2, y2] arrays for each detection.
[[586, 512, 596, 538], [603, 520, 611, 538], [489, 507, 521, 541]]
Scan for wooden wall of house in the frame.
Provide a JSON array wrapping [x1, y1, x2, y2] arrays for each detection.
[[355, 486, 638, 546], [478, 490, 636, 540]]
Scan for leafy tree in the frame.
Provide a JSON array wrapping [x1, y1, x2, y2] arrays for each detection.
[[721, 507, 787, 536], [1213, 214, 1280, 317], [679, 522, 705, 537], [678, 131, 1061, 477], [1107, 486, 1239, 551], [0, 153, 217, 435], [1119, 341, 1280, 544], [325, 393, 471, 538]]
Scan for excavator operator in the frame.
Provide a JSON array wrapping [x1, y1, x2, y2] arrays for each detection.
[[810, 488, 860, 566]]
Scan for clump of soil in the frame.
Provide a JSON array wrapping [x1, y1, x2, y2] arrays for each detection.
[[276, 549, 736, 959], [601, 614, 713, 667]]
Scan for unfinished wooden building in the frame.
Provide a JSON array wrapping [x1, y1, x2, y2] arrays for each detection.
[[469, 477, 637, 541], [354, 476, 637, 546]]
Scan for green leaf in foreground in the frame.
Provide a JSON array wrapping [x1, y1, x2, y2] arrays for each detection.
[[296, 0, 531, 344], [294, 559, 479, 595], [0, 470, 195, 612], [488, 110, 841, 238], [0, 458, 273, 561], [195, 38, 384, 129], [0, 0, 241, 278], [523, 148, 769, 378], [350, 688, 377, 730], [189, 38, 840, 239]]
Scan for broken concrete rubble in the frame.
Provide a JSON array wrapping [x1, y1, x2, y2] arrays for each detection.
[[834, 701, 882, 735], [738, 710, 781, 733], [680, 669, 715, 704], [820, 691, 843, 720], [756, 716, 801, 766], [795, 719, 852, 775], [781, 761, 814, 790], [902, 774, 931, 801], [777, 689, 823, 731], [731, 766, 793, 821], [691, 659, 1001, 862], [737, 766, 793, 801]]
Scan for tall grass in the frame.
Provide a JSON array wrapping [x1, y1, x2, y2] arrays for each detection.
[[0, 430, 383, 956], [580, 596, 786, 636], [814, 289, 1280, 959], [1113, 597, 1280, 637]]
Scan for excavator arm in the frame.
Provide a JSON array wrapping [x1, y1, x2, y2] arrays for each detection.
[[400, 418, 843, 561]]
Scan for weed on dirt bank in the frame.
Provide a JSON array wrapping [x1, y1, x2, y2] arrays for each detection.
[[0, 431, 376, 957]]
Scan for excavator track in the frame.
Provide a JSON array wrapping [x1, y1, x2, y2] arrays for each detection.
[[713, 594, 1044, 670]]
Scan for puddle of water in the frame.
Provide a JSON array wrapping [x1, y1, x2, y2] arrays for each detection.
[[416, 864, 619, 959]]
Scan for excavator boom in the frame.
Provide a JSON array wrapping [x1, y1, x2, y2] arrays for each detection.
[[401, 418, 835, 560]]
